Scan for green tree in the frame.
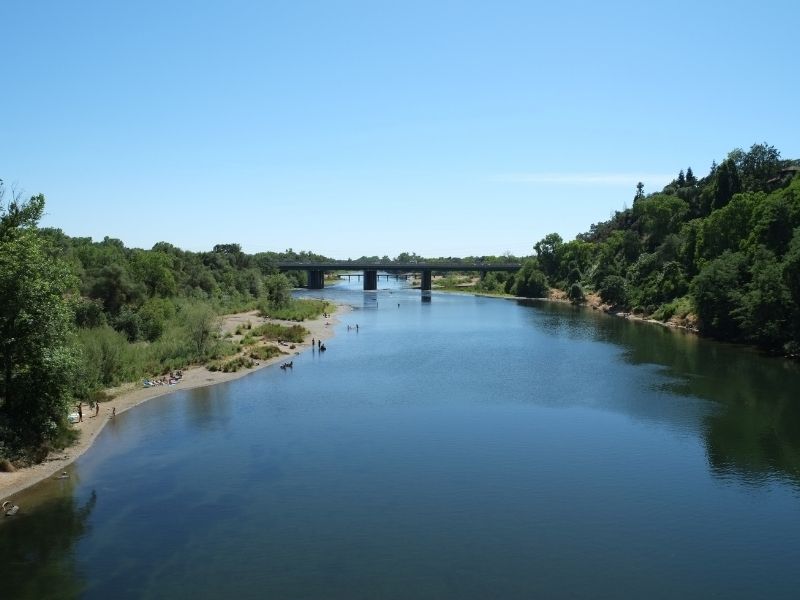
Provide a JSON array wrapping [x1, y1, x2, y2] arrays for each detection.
[[691, 251, 747, 339], [733, 247, 793, 352], [264, 273, 292, 308], [711, 158, 741, 210], [0, 188, 78, 454], [534, 233, 563, 280], [183, 305, 218, 359], [634, 182, 645, 202], [567, 282, 585, 304], [599, 275, 628, 306], [511, 260, 549, 297], [735, 143, 781, 192], [633, 194, 689, 250]]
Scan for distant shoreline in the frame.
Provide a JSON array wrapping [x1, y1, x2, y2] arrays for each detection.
[[0, 304, 349, 502]]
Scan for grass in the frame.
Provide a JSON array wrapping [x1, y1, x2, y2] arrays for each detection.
[[651, 296, 694, 322], [248, 345, 284, 361], [259, 298, 332, 321], [207, 356, 255, 373], [252, 323, 308, 343]]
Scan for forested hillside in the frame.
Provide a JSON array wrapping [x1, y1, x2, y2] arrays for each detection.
[[504, 143, 800, 355]]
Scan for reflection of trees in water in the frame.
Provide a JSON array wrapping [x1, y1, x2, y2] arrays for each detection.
[[186, 385, 232, 429], [0, 489, 97, 599], [525, 300, 800, 487]]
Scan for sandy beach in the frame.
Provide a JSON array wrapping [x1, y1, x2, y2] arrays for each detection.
[[0, 304, 348, 501]]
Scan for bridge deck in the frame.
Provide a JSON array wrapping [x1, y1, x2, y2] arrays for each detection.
[[276, 262, 522, 272]]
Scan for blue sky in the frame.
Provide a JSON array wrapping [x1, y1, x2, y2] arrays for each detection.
[[2, 1, 797, 258]]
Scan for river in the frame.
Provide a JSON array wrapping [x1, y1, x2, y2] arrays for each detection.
[[2, 278, 800, 599]]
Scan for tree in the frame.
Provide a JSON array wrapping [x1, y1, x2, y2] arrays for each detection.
[[511, 259, 548, 297], [567, 282, 585, 304], [0, 186, 78, 455], [677, 170, 686, 187], [634, 182, 645, 202], [711, 159, 741, 210], [733, 247, 793, 352], [599, 275, 628, 306], [533, 233, 563, 280], [735, 143, 781, 192], [184, 305, 218, 359], [686, 167, 697, 186], [691, 251, 747, 339], [264, 273, 292, 309]]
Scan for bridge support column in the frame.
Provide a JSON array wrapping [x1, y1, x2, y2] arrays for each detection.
[[364, 269, 377, 290], [421, 269, 432, 291], [307, 269, 324, 289]]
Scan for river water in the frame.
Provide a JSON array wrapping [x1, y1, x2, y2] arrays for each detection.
[[2, 279, 800, 599]]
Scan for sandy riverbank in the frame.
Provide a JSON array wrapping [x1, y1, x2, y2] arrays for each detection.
[[1, 304, 349, 501]]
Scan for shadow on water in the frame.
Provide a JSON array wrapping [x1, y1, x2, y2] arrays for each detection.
[[0, 484, 96, 599], [522, 299, 800, 487]]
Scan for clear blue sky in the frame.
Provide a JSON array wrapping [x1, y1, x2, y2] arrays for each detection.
[[2, 1, 797, 258]]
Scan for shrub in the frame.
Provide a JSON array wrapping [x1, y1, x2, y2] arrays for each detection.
[[253, 323, 308, 343], [568, 282, 586, 304], [249, 345, 284, 361]]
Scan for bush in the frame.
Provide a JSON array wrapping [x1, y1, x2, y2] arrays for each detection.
[[259, 298, 330, 321], [568, 282, 586, 304], [599, 275, 628, 306], [207, 356, 255, 373], [249, 345, 284, 361], [253, 323, 308, 343]]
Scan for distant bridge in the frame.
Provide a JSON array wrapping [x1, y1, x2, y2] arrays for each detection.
[[276, 262, 522, 291]]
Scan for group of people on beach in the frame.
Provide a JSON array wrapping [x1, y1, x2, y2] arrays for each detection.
[[143, 370, 183, 388], [71, 402, 100, 423]]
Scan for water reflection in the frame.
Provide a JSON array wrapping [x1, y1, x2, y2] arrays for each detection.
[[523, 299, 800, 487], [0, 486, 96, 599], [186, 385, 233, 430]]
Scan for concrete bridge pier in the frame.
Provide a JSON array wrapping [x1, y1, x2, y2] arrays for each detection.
[[421, 269, 432, 291], [364, 269, 378, 290], [307, 269, 325, 289]]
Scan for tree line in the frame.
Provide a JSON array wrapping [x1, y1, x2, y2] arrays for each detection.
[[498, 143, 800, 356], [2, 142, 798, 461], [0, 184, 313, 462]]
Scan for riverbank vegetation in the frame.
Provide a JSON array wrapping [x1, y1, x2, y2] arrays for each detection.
[[3, 142, 798, 462], [0, 183, 327, 462], [502, 144, 800, 356]]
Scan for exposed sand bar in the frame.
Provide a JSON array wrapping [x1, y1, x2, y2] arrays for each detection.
[[1, 304, 348, 500]]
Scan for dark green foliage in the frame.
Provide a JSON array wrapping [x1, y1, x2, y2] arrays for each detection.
[[710, 158, 741, 211], [533, 233, 563, 280], [73, 297, 107, 328], [0, 188, 79, 456], [519, 145, 800, 355], [691, 251, 747, 339], [733, 248, 794, 351], [734, 143, 781, 192], [568, 282, 585, 304], [510, 259, 549, 297], [114, 306, 142, 342], [599, 275, 627, 306]]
